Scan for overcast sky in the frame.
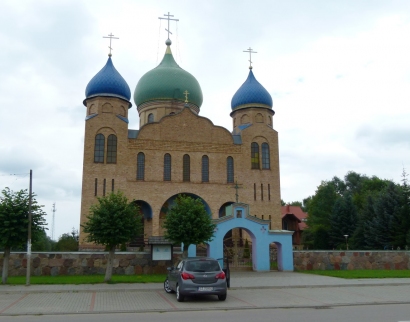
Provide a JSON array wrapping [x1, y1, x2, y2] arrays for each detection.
[[1, 0, 410, 240]]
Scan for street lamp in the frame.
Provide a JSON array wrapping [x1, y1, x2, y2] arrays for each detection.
[[343, 234, 349, 250]]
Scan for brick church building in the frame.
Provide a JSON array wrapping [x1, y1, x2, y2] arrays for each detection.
[[79, 33, 282, 250]]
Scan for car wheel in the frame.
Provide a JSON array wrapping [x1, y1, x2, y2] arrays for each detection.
[[218, 294, 227, 301], [164, 279, 174, 293], [176, 284, 184, 302]]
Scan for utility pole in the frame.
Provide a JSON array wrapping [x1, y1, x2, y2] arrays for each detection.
[[26, 169, 32, 286], [51, 203, 57, 240]]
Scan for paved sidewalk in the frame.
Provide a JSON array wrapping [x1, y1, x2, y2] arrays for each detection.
[[1, 271, 410, 316]]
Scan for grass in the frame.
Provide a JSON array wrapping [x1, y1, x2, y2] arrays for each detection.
[[4, 274, 167, 285], [300, 269, 410, 279]]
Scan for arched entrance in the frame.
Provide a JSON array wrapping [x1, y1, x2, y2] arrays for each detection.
[[209, 203, 294, 271]]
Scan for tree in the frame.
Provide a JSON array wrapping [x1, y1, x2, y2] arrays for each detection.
[[0, 188, 47, 284], [55, 228, 79, 251], [81, 191, 143, 282], [32, 228, 55, 251], [163, 195, 216, 258], [329, 194, 357, 249]]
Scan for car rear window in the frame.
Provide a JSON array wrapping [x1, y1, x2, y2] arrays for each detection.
[[185, 260, 220, 272]]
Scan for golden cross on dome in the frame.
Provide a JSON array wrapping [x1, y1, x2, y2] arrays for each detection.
[[103, 33, 119, 57], [159, 12, 179, 42], [183, 90, 190, 103], [243, 47, 257, 69]]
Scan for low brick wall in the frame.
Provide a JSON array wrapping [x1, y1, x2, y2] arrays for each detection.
[[293, 251, 410, 270], [0, 252, 180, 277]]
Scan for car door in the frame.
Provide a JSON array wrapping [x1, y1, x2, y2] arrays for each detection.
[[169, 260, 183, 289]]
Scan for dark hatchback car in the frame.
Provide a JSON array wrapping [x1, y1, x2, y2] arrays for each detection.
[[164, 257, 227, 302]]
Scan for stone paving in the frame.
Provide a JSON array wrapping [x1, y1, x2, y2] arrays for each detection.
[[0, 271, 410, 316]]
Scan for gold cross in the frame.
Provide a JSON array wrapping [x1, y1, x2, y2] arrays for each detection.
[[183, 90, 190, 103], [103, 33, 119, 57]]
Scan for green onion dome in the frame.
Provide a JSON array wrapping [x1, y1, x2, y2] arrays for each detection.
[[134, 46, 203, 109]]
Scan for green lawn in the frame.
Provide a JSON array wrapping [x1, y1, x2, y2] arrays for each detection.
[[300, 270, 410, 279], [4, 274, 167, 285]]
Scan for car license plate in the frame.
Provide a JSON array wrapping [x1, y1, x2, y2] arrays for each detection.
[[198, 287, 213, 291]]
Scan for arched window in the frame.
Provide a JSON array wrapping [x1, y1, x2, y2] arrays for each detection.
[[107, 134, 117, 164], [227, 156, 234, 183], [262, 143, 270, 169], [202, 155, 209, 182], [94, 134, 105, 163], [137, 152, 145, 180], [183, 154, 190, 182], [148, 113, 154, 123], [164, 153, 171, 181], [251, 142, 260, 169]]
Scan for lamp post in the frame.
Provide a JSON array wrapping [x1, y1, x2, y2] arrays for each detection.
[[343, 234, 349, 250]]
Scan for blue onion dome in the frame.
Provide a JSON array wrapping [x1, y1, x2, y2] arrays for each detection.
[[85, 56, 131, 106], [134, 46, 203, 109], [231, 69, 273, 110]]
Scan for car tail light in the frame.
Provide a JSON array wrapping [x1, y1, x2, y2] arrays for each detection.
[[215, 271, 226, 279], [181, 272, 195, 280]]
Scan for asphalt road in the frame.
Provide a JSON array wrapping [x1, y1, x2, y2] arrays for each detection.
[[1, 304, 409, 322]]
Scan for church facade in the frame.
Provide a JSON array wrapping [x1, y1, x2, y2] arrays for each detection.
[[79, 36, 282, 250]]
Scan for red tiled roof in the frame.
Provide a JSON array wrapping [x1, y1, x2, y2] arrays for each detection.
[[281, 205, 308, 230]]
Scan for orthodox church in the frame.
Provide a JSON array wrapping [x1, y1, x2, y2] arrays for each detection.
[[79, 27, 282, 250]]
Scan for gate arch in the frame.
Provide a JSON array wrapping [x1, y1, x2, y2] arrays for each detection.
[[208, 203, 294, 271]]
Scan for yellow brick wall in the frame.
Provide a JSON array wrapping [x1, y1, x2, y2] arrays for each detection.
[[79, 99, 281, 248]]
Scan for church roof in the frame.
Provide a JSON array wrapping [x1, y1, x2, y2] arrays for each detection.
[[134, 46, 203, 109], [85, 56, 131, 103], [231, 69, 273, 110]]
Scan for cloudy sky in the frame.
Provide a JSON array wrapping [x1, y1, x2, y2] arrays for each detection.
[[1, 0, 410, 240]]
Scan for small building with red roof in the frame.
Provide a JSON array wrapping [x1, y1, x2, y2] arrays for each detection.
[[281, 205, 308, 249]]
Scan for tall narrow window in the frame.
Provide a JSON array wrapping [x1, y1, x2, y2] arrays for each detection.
[[261, 184, 264, 200], [227, 156, 234, 183], [107, 134, 117, 164], [202, 155, 209, 182], [251, 142, 260, 169], [94, 134, 105, 163], [262, 143, 270, 169], [103, 179, 106, 196], [111, 179, 114, 192], [94, 178, 97, 196], [183, 154, 190, 182], [148, 113, 154, 123], [268, 184, 271, 201], [254, 183, 256, 200], [137, 152, 145, 180], [164, 153, 171, 181]]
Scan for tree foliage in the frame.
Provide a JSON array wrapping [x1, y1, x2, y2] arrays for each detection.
[[0, 187, 47, 284], [303, 170, 410, 250], [82, 191, 143, 281], [55, 228, 79, 251], [163, 195, 216, 257]]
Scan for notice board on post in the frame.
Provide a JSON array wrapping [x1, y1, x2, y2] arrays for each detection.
[[148, 236, 173, 261]]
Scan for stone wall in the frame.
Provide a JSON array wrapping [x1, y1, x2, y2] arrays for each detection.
[[293, 251, 410, 270], [2, 251, 410, 276], [0, 252, 180, 277]]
